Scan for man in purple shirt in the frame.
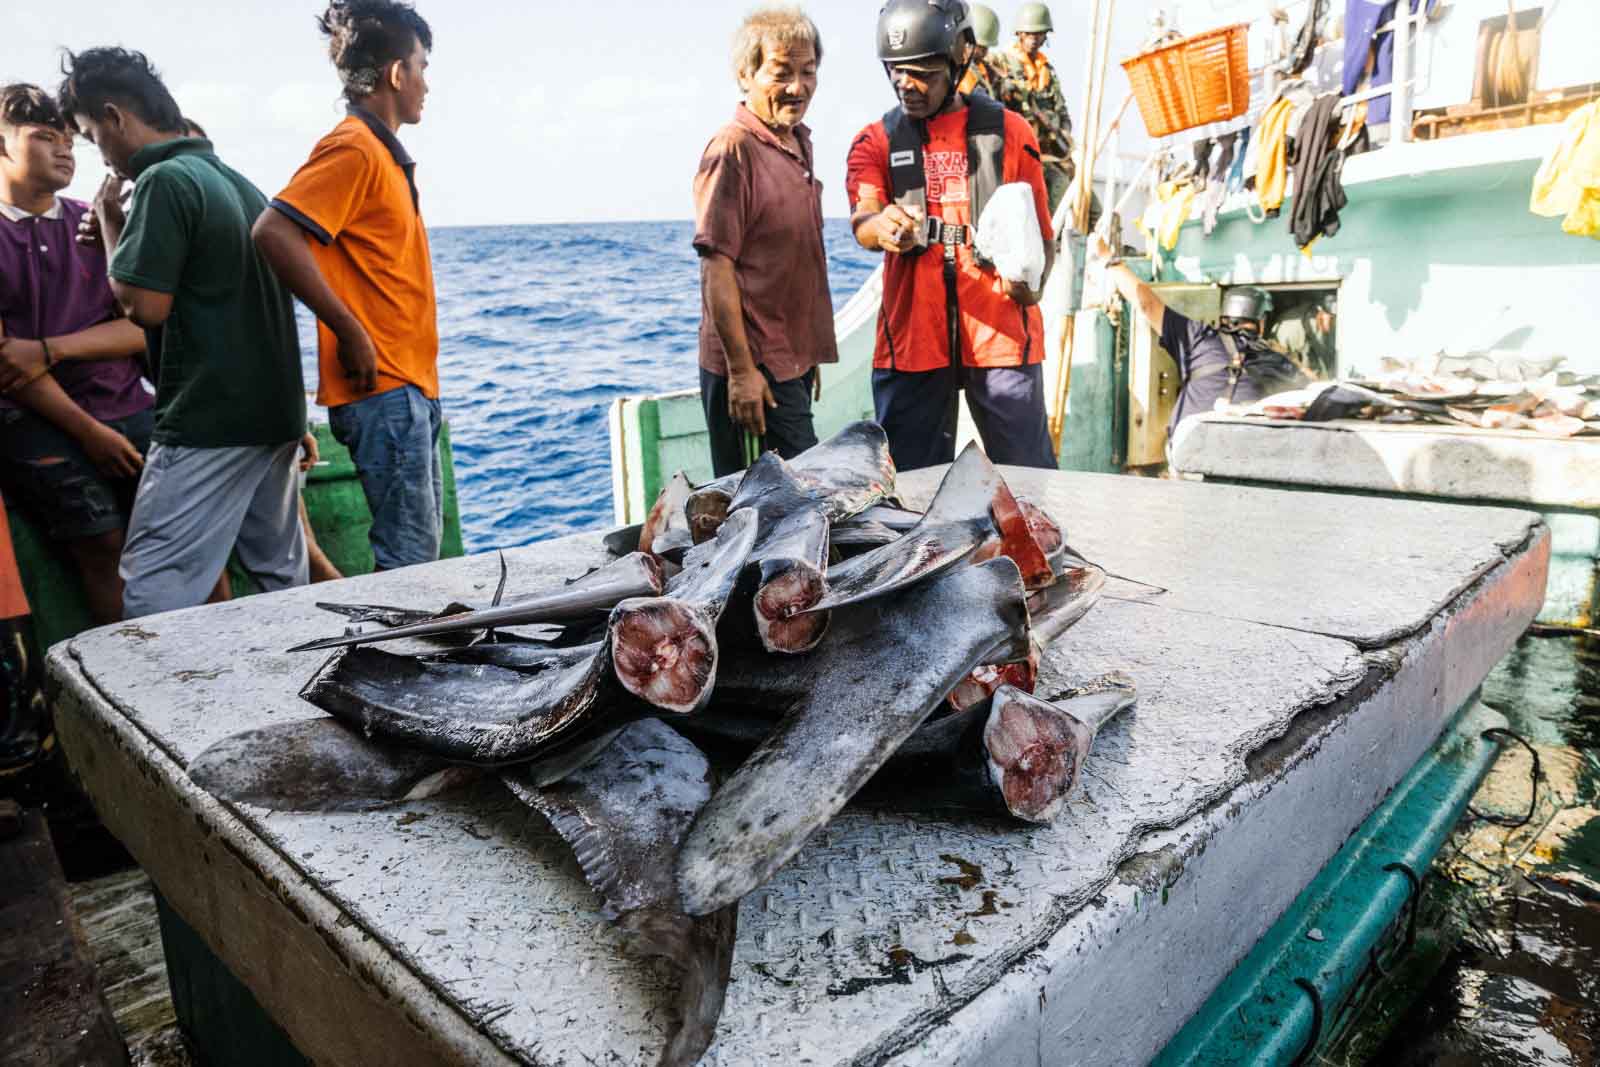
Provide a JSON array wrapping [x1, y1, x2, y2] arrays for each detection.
[[0, 83, 151, 623]]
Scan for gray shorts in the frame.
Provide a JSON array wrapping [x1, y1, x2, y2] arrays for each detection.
[[120, 440, 309, 619]]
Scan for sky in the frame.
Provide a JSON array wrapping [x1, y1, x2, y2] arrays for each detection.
[[15, 0, 1157, 226]]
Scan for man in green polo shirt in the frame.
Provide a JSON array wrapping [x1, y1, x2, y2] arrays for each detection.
[[60, 47, 309, 617]]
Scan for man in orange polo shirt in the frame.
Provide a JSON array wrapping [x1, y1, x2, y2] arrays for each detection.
[[253, 0, 441, 570], [848, 0, 1058, 472]]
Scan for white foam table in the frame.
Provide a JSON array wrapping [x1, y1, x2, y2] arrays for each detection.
[[48, 469, 1548, 1066], [1170, 415, 1600, 511]]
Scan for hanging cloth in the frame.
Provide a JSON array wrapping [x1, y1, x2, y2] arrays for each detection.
[[1254, 96, 1296, 216], [1286, 0, 1328, 76], [1289, 94, 1342, 248], [1343, 0, 1436, 126], [1530, 100, 1600, 239], [1138, 178, 1198, 251]]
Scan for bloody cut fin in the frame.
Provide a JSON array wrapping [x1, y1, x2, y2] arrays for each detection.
[[685, 487, 733, 546], [800, 444, 1007, 614], [501, 720, 734, 1067], [286, 552, 664, 654], [721, 453, 833, 655], [985, 683, 1136, 823], [610, 508, 758, 713], [684, 420, 895, 544], [639, 471, 697, 558], [676, 556, 1030, 916], [945, 651, 1040, 715], [1015, 496, 1067, 574], [301, 641, 618, 765], [984, 476, 1056, 591], [187, 717, 482, 813]]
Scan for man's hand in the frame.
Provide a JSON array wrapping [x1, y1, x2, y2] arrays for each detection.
[[813, 366, 822, 402], [1006, 279, 1043, 307], [79, 422, 144, 480], [870, 204, 924, 254], [93, 175, 128, 235], [0, 339, 50, 394], [76, 209, 103, 248], [334, 322, 379, 394], [727, 366, 776, 436], [298, 431, 320, 473], [1090, 232, 1114, 262]]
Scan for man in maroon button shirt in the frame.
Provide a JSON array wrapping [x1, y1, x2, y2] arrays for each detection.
[[693, 7, 838, 477], [0, 83, 151, 623]]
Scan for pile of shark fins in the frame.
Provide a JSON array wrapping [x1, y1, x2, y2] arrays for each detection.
[[187, 421, 1132, 1067]]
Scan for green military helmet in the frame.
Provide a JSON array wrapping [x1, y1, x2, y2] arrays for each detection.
[[971, 4, 1001, 47], [1015, 1, 1053, 33]]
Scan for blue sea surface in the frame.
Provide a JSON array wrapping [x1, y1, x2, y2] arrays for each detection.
[[299, 220, 877, 553]]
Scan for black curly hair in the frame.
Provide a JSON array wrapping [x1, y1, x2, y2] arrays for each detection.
[[0, 84, 67, 131], [57, 47, 184, 134], [318, 0, 433, 102]]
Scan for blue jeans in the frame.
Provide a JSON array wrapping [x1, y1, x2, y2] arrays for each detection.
[[329, 384, 443, 570]]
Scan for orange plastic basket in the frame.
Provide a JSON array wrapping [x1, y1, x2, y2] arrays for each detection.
[[1122, 23, 1251, 138]]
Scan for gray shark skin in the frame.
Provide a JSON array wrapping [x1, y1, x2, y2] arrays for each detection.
[[286, 552, 665, 654], [502, 719, 736, 1067], [684, 420, 896, 545], [185, 716, 630, 811], [609, 508, 759, 714], [301, 641, 626, 765], [186, 717, 484, 812], [675, 556, 1031, 917], [799, 443, 1054, 617], [710, 452, 832, 655]]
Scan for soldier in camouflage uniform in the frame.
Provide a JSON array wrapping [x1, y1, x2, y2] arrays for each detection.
[[957, 5, 1005, 99], [995, 1, 1074, 211]]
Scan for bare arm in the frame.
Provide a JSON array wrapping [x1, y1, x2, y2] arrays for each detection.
[[8, 372, 143, 479], [107, 281, 174, 329], [252, 207, 377, 394], [0, 319, 147, 393], [700, 252, 774, 436], [1093, 234, 1166, 327]]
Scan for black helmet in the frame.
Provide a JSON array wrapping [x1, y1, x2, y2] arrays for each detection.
[[877, 0, 974, 77]]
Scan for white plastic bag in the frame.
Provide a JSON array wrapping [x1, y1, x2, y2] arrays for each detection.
[[974, 182, 1046, 291]]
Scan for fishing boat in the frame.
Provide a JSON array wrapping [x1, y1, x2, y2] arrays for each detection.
[[596, 0, 1599, 1060], [11, 1, 1597, 1064]]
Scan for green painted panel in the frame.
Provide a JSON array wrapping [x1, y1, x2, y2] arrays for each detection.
[[1059, 311, 1121, 473], [154, 890, 308, 1067], [1168, 162, 1600, 377], [657, 391, 710, 439]]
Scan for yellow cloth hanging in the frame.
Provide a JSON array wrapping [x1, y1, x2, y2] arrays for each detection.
[[1254, 96, 1295, 215], [1531, 100, 1600, 239], [1138, 179, 1197, 251]]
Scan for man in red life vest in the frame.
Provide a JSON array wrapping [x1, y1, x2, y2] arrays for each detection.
[[847, 0, 1057, 472]]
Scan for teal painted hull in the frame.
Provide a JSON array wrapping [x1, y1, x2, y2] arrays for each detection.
[[1154, 699, 1510, 1066]]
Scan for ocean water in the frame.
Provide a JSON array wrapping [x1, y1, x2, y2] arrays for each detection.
[[298, 220, 878, 553]]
